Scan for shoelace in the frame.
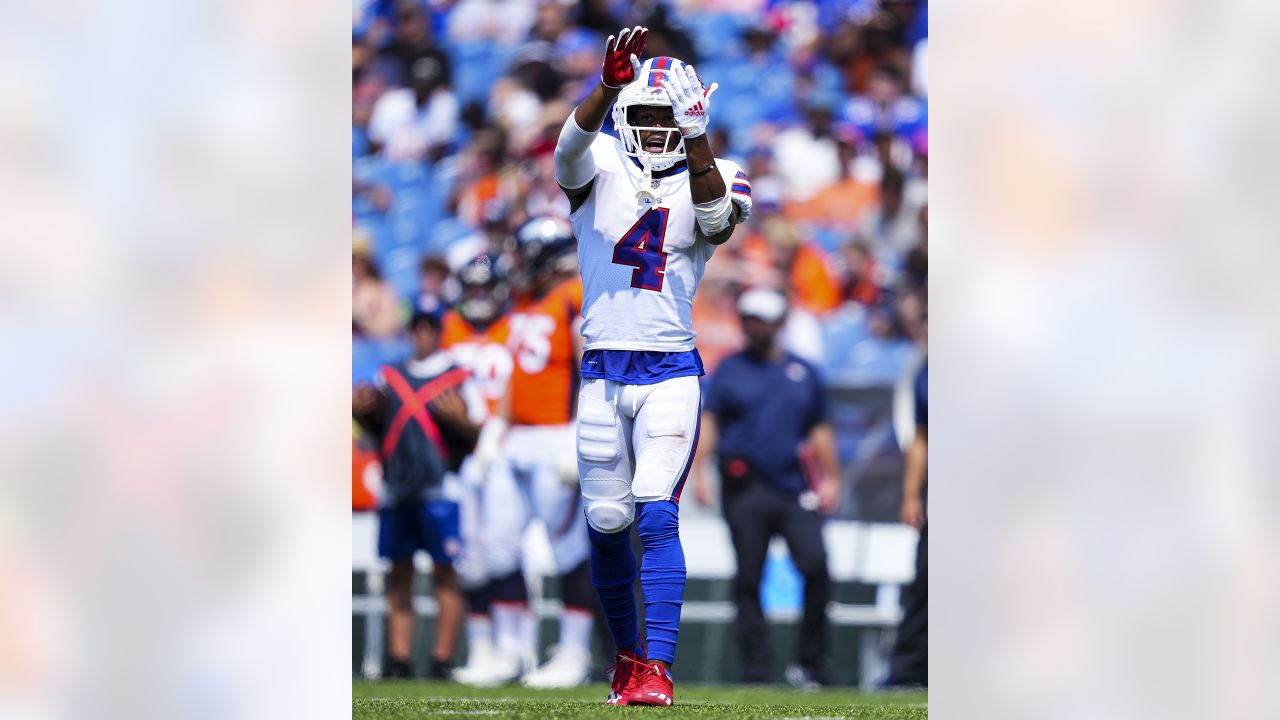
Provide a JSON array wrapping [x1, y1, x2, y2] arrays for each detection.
[[604, 653, 644, 682], [632, 660, 670, 686]]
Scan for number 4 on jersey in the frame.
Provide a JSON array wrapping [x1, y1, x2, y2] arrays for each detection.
[[612, 208, 669, 292]]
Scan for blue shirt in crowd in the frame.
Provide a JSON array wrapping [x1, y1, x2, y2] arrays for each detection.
[[704, 351, 829, 495]]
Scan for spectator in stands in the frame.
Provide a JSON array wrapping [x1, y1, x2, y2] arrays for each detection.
[[886, 352, 927, 688], [690, 274, 746, 374], [416, 255, 453, 315], [692, 288, 842, 687], [772, 103, 841, 202], [446, 0, 536, 45], [352, 310, 487, 679], [449, 128, 514, 227], [784, 129, 879, 226], [843, 64, 926, 142], [839, 237, 883, 307], [353, 252, 405, 340], [903, 205, 927, 290], [764, 216, 843, 317], [368, 42, 460, 161], [860, 166, 922, 255], [378, 0, 453, 90]]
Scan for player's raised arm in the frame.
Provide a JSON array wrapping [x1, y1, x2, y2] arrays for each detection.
[[664, 64, 742, 246], [555, 26, 648, 211]]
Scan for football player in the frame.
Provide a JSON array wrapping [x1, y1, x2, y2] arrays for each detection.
[[552, 27, 752, 706], [440, 255, 517, 685], [461, 216, 596, 687]]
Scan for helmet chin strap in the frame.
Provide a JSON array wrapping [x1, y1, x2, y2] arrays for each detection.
[[636, 155, 658, 208]]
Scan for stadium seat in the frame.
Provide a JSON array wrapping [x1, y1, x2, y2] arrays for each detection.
[[352, 338, 382, 386], [353, 127, 370, 160], [427, 217, 477, 257], [377, 243, 424, 299], [686, 13, 752, 59], [442, 40, 513, 105]]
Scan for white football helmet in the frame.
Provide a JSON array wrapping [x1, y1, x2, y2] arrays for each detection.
[[612, 56, 687, 174]]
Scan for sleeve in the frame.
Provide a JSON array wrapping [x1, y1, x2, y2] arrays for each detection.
[[554, 114, 601, 190], [720, 159, 753, 223]]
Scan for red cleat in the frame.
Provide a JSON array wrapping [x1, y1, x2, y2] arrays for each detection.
[[627, 660, 675, 706], [604, 650, 644, 705]]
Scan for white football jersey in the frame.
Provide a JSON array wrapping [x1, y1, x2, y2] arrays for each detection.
[[571, 134, 752, 352]]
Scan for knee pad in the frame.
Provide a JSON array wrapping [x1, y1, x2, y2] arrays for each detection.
[[576, 393, 621, 466], [581, 476, 634, 533]]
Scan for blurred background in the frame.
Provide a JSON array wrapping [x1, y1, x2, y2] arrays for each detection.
[[350, 0, 928, 687]]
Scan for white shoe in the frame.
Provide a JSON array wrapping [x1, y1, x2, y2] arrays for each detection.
[[522, 645, 593, 688], [452, 640, 496, 685], [455, 646, 526, 687]]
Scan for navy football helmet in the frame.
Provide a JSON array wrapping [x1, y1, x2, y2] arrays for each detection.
[[510, 216, 577, 292]]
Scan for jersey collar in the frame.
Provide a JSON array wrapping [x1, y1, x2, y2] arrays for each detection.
[[629, 156, 688, 178]]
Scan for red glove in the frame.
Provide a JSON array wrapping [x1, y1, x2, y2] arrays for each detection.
[[601, 25, 648, 89]]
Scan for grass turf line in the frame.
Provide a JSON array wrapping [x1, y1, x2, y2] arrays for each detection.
[[353, 680, 927, 719]]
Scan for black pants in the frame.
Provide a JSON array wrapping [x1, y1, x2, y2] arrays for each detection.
[[723, 480, 831, 682], [888, 522, 927, 686]]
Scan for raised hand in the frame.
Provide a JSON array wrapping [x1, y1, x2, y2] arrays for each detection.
[[601, 25, 648, 89], [662, 63, 719, 139]]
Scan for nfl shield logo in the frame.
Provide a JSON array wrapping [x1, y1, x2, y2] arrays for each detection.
[[651, 179, 660, 188]]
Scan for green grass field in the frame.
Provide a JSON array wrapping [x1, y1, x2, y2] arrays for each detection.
[[353, 680, 927, 719]]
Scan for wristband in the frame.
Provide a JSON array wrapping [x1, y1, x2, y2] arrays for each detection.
[[690, 164, 714, 178]]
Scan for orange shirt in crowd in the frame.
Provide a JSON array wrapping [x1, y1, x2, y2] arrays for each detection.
[[738, 233, 842, 316], [789, 244, 842, 315], [691, 275, 745, 374], [785, 178, 879, 226], [441, 309, 513, 414], [506, 277, 582, 426]]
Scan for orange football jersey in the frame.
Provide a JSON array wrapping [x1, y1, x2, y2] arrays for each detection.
[[506, 278, 582, 426], [440, 310, 512, 414]]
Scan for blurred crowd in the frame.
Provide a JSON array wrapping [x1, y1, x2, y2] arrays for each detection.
[[352, 0, 927, 389]]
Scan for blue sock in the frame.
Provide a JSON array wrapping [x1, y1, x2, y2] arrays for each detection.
[[635, 501, 686, 664], [587, 525, 642, 655]]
